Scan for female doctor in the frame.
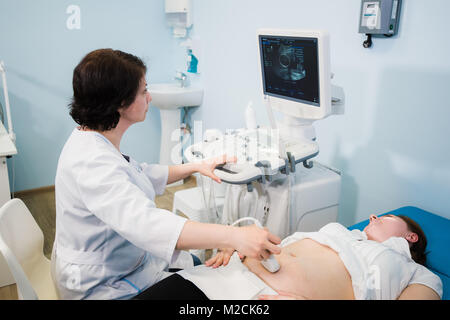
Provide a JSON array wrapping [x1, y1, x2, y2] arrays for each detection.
[[51, 49, 281, 300]]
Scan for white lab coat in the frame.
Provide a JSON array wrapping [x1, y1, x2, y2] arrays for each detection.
[[51, 128, 193, 299]]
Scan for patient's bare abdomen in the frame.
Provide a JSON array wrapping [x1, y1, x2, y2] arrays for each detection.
[[243, 238, 355, 299]]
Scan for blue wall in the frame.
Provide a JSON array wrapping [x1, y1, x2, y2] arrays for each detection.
[[1, 0, 450, 226], [0, 0, 176, 192], [184, 0, 450, 225]]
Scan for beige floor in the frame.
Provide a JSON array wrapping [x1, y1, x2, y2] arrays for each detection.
[[0, 176, 197, 300]]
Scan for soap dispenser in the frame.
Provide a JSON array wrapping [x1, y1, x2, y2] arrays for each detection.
[[181, 37, 201, 74], [187, 48, 198, 73]]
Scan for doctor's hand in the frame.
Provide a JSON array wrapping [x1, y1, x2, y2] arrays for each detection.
[[232, 224, 281, 261], [197, 154, 237, 184]]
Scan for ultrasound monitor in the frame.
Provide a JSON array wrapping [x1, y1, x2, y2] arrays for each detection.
[[257, 29, 332, 121]]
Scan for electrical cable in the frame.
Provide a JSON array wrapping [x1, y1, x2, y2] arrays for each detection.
[[233, 185, 246, 224], [230, 215, 281, 273], [209, 176, 220, 222], [230, 216, 261, 228], [199, 173, 220, 223], [11, 156, 15, 199], [232, 184, 270, 227], [0, 101, 4, 124], [256, 183, 270, 227]]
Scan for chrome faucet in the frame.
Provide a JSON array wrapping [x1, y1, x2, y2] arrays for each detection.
[[174, 71, 187, 87]]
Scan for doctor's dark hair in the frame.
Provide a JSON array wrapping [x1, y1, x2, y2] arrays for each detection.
[[398, 215, 428, 266], [69, 49, 147, 131]]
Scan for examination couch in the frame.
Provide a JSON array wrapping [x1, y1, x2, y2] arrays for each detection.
[[349, 206, 450, 300]]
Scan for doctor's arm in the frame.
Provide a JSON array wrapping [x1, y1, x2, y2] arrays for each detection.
[[397, 284, 440, 300], [176, 220, 281, 261], [167, 162, 203, 185], [167, 155, 236, 185]]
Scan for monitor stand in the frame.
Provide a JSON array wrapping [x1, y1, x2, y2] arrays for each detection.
[[278, 116, 317, 143]]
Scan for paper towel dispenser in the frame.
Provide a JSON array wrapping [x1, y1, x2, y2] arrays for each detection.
[[165, 0, 192, 38]]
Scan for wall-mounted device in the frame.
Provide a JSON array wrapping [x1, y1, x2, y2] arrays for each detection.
[[358, 0, 402, 48], [165, 0, 192, 38]]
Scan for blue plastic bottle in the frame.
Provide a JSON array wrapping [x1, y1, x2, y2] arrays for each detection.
[[187, 49, 198, 73]]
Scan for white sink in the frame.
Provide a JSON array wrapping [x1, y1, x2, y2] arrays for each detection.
[[149, 83, 204, 109], [148, 83, 204, 176]]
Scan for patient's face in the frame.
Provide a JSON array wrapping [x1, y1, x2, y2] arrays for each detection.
[[364, 214, 410, 242]]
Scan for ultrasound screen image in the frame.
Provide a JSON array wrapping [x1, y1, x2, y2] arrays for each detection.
[[260, 35, 320, 106]]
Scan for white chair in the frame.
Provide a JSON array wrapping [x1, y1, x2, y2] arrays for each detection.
[[0, 198, 59, 300]]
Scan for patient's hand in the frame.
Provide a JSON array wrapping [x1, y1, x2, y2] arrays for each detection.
[[205, 248, 234, 268], [258, 290, 308, 300], [205, 248, 244, 268]]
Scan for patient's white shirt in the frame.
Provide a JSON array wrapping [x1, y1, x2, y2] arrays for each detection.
[[179, 223, 443, 300]]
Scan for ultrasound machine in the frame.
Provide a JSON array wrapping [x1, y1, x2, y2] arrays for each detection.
[[184, 29, 346, 238]]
